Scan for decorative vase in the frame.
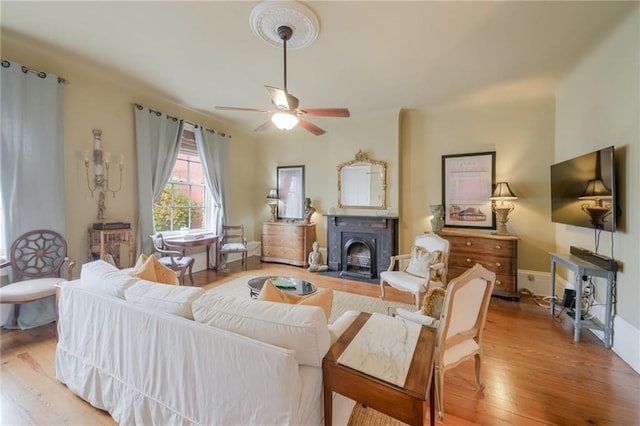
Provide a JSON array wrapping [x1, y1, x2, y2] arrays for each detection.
[[430, 204, 444, 232]]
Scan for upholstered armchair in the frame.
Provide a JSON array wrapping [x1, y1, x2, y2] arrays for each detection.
[[379, 233, 450, 309], [394, 264, 495, 420]]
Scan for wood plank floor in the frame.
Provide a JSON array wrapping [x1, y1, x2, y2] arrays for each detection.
[[2, 257, 639, 425]]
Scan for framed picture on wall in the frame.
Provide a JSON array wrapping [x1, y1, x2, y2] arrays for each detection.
[[442, 151, 496, 229], [277, 165, 305, 220]]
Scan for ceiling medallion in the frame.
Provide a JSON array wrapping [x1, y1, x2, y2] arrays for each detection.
[[249, 1, 320, 49]]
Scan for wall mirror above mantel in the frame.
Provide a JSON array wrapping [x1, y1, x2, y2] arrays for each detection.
[[337, 150, 387, 209]]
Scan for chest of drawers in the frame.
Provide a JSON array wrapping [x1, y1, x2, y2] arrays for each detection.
[[261, 222, 316, 267], [438, 229, 519, 300]]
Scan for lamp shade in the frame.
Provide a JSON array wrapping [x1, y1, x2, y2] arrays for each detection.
[[271, 112, 299, 130], [490, 182, 518, 200], [266, 188, 279, 200], [579, 179, 612, 199]]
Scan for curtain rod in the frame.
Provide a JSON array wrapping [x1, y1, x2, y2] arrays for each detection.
[[134, 103, 231, 138], [1, 59, 68, 84]]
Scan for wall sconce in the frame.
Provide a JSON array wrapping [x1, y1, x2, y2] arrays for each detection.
[[579, 178, 612, 228], [84, 129, 123, 222], [266, 188, 279, 222], [490, 182, 518, 235]]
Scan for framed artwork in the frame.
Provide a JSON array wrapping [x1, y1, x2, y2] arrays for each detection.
[[441, 151, 496, 229], [277, 165, 305, 220]]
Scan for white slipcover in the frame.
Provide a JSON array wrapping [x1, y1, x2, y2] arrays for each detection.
[[55, 281, 322, 425]]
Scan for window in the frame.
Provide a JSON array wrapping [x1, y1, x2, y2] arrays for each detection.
[[153, 126, 209, 232]]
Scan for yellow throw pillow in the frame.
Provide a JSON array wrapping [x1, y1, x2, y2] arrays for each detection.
[[257, 279, 333, 320], [420, 286, 446, 318], [133, 254, 148, 270], [129, 255, 179, 285]]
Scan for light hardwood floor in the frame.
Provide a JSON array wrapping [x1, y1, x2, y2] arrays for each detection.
[[2, 257, 639, 425]]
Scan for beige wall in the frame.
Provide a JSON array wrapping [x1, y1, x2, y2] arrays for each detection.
[[400, 97, 557, 271], [252, 111, 400, 247], [1, 32, 257, 267], [555, 9, 639, 329]]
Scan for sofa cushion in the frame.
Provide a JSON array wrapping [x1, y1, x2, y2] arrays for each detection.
[[192, 292, 331, 368], [124, 280, 204, 319], [257, 279, 333, 320], [129, 255, 179, 285], [81, 260, 138, 299]]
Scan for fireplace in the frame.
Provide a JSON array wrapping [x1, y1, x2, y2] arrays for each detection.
[[326, 215, 398, 280]]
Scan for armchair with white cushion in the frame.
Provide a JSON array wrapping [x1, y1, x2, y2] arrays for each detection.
[[379, 233, 450, 309]]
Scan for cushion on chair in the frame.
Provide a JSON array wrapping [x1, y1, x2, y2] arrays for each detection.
[[0, 277, 63, 303], [129, 255, 179, 285], [380, 270, 426, 293], [443, 339, 480, 366], [157, 256, 193, 268], [257, 279, 333, 320], [221, 243, 246, 251], [404, 246, 442, 279], [124, 279, 204, 319]]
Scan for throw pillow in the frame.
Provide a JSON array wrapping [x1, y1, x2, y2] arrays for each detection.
[[129, 255, 179, 285], [420, 286, 446, 318], [404, 246, 442, 280], [133, 253, 148, 270], [257, 279, 333, 320]]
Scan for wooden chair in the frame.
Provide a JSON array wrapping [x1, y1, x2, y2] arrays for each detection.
[[219, 225, 248, 270], [380, 233, 450, 309], [0, 229, 75, 324], [150, 233, 195, 285], [432, 263, 495, 420]]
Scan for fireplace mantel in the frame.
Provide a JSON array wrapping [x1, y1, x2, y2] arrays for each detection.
[[325, 215, 399, 279]]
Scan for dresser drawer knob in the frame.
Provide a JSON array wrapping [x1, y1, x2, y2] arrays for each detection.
[[496, 280, 502, 286], [466, 241, 472, 246], [495, 262, 501, 267], [495, 245, 501, 249], [466, 258, 472, 263]]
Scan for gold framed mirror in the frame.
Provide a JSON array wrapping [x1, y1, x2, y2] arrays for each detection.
[[337, 150, 387, 209]]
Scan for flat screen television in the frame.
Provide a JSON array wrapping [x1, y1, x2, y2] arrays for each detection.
[[550, 146, 617, 232]]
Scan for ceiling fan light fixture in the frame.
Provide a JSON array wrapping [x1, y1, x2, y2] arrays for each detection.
[[272, 111, 299, 130]]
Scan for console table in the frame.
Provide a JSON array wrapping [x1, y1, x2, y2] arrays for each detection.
[[550, 253, 616, 349], [323, 312, 436, 426]]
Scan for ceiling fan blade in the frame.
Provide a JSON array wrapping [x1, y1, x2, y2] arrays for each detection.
[[254, 120, 274, 132], [303, 108, 351, 118], [299, 118, 326, 136], [265, 86, 299, 110], [215, 106, 271, 113]]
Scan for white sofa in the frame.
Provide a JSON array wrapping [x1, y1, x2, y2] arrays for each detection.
[[55, 261, 358, 425]]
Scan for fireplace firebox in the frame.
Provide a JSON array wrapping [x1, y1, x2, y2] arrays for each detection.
[[326, 215, 398, 280]]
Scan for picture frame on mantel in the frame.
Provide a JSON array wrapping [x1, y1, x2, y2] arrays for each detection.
[[442, 151, 496, 230], [277, 165, 305, 220]]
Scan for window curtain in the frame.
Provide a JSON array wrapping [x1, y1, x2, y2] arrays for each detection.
[[134, 105, 183, 255], [194, 126, 229, 236], [0, 59, 65, 329]]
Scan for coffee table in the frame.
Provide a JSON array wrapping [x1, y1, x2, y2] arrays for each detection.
[[323, 312, 436, 426], [247, 276, 317, 298]]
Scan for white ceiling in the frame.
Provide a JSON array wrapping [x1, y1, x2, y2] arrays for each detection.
[[1, 1, 636, 132]]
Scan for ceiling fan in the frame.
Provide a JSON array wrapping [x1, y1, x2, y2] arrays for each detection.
[[215, 25, 350, 136]]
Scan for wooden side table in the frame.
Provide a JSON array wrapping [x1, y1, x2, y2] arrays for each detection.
[[88, 227, 134, 268], [165, 234, 219, 270], [323, 312, 437, 426]]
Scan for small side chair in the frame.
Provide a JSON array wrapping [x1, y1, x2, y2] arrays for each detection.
[[219, 225, 248, 270], [0, 229, 75, 325], [150, 233, 195, 285]]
